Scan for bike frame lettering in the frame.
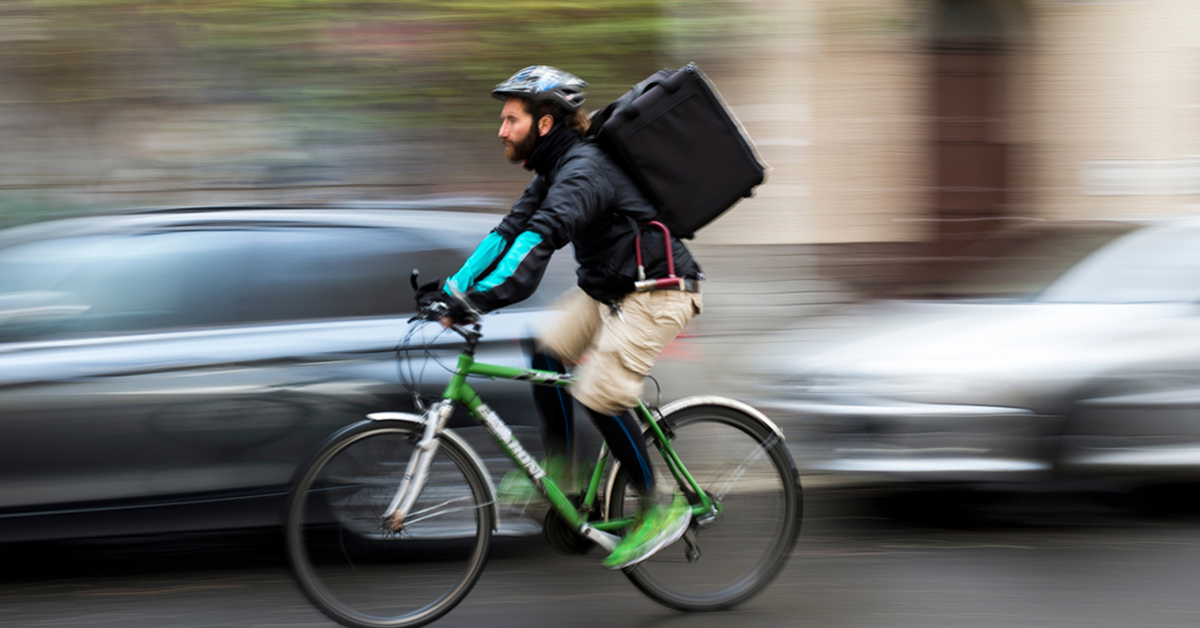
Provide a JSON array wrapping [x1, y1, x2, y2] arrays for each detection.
[[439, 349, 718, 534]]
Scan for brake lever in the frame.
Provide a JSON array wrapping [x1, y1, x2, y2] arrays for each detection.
[[408, 300, 449, 324]]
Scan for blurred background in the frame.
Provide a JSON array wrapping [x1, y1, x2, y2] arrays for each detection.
[[1, 0, 1198, 329], [4, 1, 1200, 626], [0, 0, 744, 213]]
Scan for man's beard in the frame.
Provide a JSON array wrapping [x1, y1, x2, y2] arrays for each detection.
[[504, 127, 538, 163]]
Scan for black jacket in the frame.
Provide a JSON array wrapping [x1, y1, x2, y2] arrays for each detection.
[[450, 124, 701, 313]]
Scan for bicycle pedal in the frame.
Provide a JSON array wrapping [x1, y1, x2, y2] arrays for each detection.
[[544, 507, 596, 556]]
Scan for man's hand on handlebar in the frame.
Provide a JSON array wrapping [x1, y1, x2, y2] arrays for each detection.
[[412, 299, 476, 325], [410, 279, 478, 329], [413, 277, 444, 309], [435, 298, 478, 328], [411, 270, 481, 328]]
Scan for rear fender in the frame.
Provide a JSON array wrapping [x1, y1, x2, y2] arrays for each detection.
[[658, 395, 785, 440]]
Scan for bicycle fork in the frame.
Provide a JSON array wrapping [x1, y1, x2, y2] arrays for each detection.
[[381, 399, 456, 531]]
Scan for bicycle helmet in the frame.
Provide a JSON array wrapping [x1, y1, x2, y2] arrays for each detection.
[[492, 65, 588, 113]]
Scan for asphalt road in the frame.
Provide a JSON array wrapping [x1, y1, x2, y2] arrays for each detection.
[[5, 486, 1200, 628]]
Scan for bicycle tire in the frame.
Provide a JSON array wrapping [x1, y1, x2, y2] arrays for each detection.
[[286, 421, 494, 628], [608, 404, 802, 611]]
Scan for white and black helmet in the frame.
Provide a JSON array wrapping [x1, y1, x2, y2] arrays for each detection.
[[492, 65, 588, 113]]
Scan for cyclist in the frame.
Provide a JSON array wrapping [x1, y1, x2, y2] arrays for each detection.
[[422, 65, 703, 569]]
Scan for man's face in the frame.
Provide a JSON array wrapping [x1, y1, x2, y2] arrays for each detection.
[[498, 98, 539, 163]]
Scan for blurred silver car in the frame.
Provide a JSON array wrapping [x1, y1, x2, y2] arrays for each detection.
[[757, 218, 1200, 487], [0, 203, 573, 541]]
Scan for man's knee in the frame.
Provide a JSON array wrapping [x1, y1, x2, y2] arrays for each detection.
[[535, 289, 601, 363], [573, 356, 644, 414]]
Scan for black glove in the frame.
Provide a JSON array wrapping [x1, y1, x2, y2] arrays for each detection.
[[412, 277, 479, 325], [442, 295, 480, 326], [413, 278, 444, 310]]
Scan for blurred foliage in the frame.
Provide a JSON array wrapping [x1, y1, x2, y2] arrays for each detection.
[[7, 0, 738, 129], [0, 0, 749, 218], [0, 191, 102, 229]]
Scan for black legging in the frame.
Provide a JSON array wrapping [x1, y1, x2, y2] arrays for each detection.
[[584, 406, 655, 496], [528, 344, 655, 496], [529, 346, 575, 461]]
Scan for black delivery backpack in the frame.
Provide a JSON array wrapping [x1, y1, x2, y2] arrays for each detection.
[[587, 63, 767, 239]]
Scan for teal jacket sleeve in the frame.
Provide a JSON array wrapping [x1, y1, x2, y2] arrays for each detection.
[[444, 230, 509, 296], [463, 230, 555, 314]]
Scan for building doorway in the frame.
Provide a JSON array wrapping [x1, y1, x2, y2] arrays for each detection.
[[930, 0, 1011, 256]]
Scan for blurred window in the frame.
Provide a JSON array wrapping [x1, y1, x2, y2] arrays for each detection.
[[895, 222, 1137, 301], [1040, 225, 1200, 303], [0, 230, 255, 339], [240, 226, 467, 322], [934, 0, 1005, 44], [239, 224, 575, 322], [0, 219, 577, 341]]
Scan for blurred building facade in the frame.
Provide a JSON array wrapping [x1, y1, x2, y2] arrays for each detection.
[[0, 0, 1197, 387], [707, 0, 1200, 255], [659, 0, 1200, 350], [0, 0, 1196, 290]]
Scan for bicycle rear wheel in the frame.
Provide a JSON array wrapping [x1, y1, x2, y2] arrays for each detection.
[[286, 421, 494, 628], [608, 404, 802, 611]]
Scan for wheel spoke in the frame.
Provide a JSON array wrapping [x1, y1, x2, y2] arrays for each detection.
[[401, 495, 489, 531], [711, 434, 782, 501]]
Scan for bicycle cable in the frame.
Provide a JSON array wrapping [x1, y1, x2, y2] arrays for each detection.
[[396, 319, 460, 411], [395, 316, 510, 410], [645, 374, 664, 413]]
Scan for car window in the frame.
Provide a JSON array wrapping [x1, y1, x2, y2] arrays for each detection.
[[1040, 225, 1200, 303], [240, 226, 468, 322], [0, 230, 255, 339], [240, 225, 576, 322], [0, 219, 579, 340], [888, 223, 1138, 301]]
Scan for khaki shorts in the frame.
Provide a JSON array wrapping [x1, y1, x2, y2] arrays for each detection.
[[536, 287, 702, 414]]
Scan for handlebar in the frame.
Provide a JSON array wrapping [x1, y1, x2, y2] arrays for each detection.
[[408, 300, 450, 323], [410, 303, 482, 344], [409, 269, 482, 342]]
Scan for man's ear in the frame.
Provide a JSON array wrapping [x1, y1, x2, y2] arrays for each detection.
[[538, 115, 554, 137]]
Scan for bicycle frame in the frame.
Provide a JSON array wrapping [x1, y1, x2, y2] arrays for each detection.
[[382, 323, 721, 551]]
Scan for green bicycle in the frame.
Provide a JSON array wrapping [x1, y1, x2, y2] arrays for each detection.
[[285, 304, 803, 628]]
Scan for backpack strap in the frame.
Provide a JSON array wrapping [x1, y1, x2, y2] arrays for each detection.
[[585, 67, 678, 139]]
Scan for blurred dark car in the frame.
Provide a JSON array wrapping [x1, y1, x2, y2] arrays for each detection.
[[757, 218, 1200, 488], [0, 203, 572, 542]]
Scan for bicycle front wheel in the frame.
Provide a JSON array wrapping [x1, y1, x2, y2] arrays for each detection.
[[286, 421, 494, 628], [608, 404, 802, 611]]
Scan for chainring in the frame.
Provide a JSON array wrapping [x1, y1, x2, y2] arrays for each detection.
[[543, 505, 597, 556]]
